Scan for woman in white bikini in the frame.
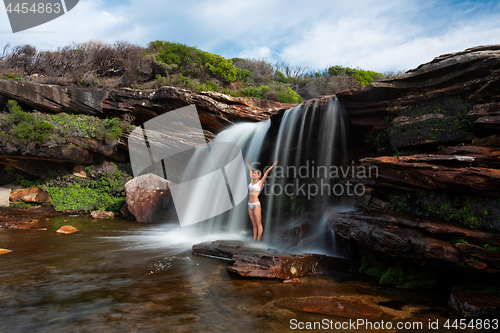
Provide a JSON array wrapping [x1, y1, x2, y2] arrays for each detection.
[[245, 157, 278, 242]]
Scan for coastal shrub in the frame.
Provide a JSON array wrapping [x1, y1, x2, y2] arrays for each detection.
[[392, 190, 500, 231], [50, 113, 125, 142], [199, 80, 219, 92], [276, 84, 303, 104], [2, 100, 55, 143], [327, 65, 385, 86], [147, 41, 237, 84]]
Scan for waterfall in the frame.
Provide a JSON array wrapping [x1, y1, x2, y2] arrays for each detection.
[[180, 119, 271, 235], [172, 96, 349, 254], [262, 96, 349, 249]]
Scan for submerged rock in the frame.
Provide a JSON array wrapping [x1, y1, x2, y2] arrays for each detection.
[[56, 225, 79, 234], [275, 296, 383, 319]]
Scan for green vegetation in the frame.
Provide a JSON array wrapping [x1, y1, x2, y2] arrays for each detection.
[[10, 202, 37, 208], [41, 162, 132, 212], [2, 100, 55, 143], [1, 40, 386, 103], [327, 66, 385, 86], [148, 40, 237, 84], [359, 256, 436, 289], [392, 190, 500, 231], [0, 100, 130, 144], [375, 96, 475, 154], [484, 244, 500, 251]]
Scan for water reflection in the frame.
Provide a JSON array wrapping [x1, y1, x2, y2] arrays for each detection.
[[0, 217, 461, 332]]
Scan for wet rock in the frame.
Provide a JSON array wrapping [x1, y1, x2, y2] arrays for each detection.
[[0, 248, 12, 255], [275, 296, 383, 318], [0, 206, 60, 229], [193, 240, 349, 279], [228, 252, 348, 280], [455, 243, 500, 269], [358, 155, 500, 197], [449, 292, 500, 318], [283, 278, 301, 283], [56, 225, 79, 234], [9, 188, 51, 204], [124, 173, 176, 223], [474, 115, 500, 137], [327, 208, 500, 274], [91, 210, 115, 219]]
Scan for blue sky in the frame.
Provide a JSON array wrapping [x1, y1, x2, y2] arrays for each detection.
[[1, 0, 500, 72]]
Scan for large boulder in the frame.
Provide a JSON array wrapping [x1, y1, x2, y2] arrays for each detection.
[[124, 173, 176, 223]]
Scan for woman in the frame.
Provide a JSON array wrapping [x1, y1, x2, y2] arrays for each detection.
[[245, 157, 278, 242]]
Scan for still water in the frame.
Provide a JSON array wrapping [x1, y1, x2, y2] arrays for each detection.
[[0, 216, 464, 332]]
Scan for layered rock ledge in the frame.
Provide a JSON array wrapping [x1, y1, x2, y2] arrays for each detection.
[[192, 240, 349, 280]]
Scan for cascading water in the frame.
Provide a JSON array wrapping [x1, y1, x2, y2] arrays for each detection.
[[174, 96, 350, 254], [261, 96, 349, 250], [180, 119, 271, 235]]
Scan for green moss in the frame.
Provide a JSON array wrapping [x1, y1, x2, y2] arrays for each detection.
[[359, 256, 436, 289], [392, 190, 500, 231]]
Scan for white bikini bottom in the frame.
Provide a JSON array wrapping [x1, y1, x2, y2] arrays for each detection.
[[248, 201, 261, 210]]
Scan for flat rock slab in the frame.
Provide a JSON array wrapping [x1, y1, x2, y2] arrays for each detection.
[[275, 296, 383, 319], [192, 240, 349, 280]]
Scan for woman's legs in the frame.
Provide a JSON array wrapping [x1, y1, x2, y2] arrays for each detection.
[[253, 204, 263, 241], [248, 206, 257, 241]]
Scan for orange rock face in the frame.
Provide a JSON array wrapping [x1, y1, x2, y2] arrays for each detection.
[[9, 188, 51, 204], [56, 225, 79, 234]]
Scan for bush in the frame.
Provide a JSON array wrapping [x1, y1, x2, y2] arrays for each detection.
[[2, 100, 54, 143], [327, 65, 385, 86], [42, 162, 132, 212]]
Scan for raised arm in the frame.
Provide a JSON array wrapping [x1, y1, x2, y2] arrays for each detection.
[[245, 156, 253, 179], [260, 159, 278, 184]]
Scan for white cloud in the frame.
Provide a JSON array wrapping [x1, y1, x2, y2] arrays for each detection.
[[0, 0, 499, 72]]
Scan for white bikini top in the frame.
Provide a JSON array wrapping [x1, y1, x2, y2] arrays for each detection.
[[248, 181, 263, 192]]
